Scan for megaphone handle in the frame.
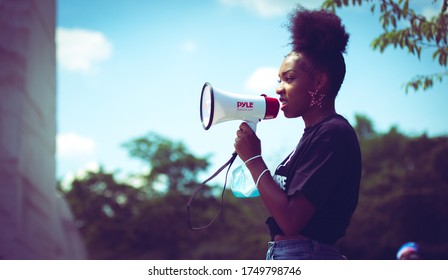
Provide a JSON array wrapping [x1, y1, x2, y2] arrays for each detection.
[[245, 120, 258, 132]]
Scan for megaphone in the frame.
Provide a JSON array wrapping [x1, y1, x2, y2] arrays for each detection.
[[200, 82, 280, 131]]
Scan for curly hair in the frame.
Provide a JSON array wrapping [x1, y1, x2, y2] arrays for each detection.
[[287, 6, 350, 97]]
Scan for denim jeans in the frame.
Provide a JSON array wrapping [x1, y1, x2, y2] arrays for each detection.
[[266, 239, 345, 260]]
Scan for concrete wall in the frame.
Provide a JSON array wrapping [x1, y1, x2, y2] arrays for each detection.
[[0, 0, 86, 259]]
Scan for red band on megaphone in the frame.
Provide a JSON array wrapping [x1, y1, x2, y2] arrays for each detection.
[[263, 96, 280, 119]]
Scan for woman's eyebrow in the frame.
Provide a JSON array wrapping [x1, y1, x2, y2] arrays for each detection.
[[280, 69, 297, 76]]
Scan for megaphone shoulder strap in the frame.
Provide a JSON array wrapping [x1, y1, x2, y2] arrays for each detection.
[[186, 152, 237, 231]]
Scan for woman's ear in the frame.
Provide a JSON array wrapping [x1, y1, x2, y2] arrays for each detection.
[[315, 72, 329, 92]]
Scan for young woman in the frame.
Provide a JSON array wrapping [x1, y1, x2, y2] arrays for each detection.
[[234, 7, 362, 260]]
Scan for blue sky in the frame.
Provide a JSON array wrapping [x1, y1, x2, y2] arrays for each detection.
[[56, 0, 448, 184]]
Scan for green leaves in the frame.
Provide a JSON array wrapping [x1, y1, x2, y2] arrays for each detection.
[[340, 115, 448, 259], [405, 71, 447, 92], [322, 0, 448, 93], [322, 0, 366, 12], [122, 132, 209, 194]]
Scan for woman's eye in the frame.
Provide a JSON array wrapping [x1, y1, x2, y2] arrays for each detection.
[[278, 77, 294, 83]]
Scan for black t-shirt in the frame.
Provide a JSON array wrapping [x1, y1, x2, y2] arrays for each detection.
[[267, 114, 362, 244]]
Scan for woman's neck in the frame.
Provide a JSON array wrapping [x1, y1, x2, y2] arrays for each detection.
[[303, 105, 336, 128]]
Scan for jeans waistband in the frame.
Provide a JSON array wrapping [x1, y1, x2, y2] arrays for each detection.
[[266, 239, 343, 260]]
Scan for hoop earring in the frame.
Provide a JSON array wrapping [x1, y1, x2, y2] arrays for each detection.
[[309, 89, 324, 108]]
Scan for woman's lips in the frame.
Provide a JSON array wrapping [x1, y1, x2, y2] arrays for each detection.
[[279, 98, 287, 110]]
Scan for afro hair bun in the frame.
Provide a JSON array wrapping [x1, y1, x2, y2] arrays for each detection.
[[287, 6, 349, 56]]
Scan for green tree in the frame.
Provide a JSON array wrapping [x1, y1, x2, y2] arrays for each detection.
[[122, 133, 210, 195], [322, 0, 448, 92], [59, 132, 269, 260], [59, 169, 147, 259], [354, 114, 376, 140], [340, 115, 448, 259]]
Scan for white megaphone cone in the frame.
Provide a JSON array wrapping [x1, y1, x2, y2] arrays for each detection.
[[200, 82, 280, 131]]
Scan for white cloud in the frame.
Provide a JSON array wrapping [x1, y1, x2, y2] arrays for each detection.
[[56, 27, 113, 73], [59, 161, 101, 190], [244, 67, 279, 93], [219, 0, 324, 17], [57, 132, 96, 158]]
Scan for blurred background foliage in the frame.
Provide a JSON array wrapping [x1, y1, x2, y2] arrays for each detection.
[[58, 115, 448, 260]]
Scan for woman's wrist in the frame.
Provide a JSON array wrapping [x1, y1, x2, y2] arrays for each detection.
[[244, 154, 262, 165], [243, 155, 269, 181], [244, 154, 264, 169]]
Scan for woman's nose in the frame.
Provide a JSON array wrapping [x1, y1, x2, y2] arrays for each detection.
[[276, 82, 284, 95]]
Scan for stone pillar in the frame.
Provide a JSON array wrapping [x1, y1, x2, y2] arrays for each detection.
[[0, 0, 86, 259]]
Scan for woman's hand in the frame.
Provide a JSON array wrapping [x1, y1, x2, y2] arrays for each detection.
[[234, 122, 261, 162]]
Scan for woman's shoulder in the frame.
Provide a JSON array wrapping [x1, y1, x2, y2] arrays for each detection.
[[315, 114, 357, 142], [323, 114, 354, 131]]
